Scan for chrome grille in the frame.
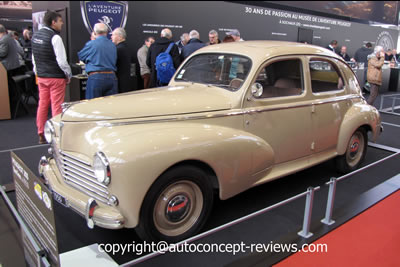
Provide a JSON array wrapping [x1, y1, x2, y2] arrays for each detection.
[[52, 143, 110, 204]]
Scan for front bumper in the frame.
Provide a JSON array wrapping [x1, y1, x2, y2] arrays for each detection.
[[39, 156, 125, 229]]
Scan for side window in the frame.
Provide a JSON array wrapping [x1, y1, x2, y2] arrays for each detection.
[[309, 59, 345, 93], [255, 59, 303, 99], [336, 61, 360, 94]]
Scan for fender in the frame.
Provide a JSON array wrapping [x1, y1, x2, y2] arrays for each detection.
[[336, 102, 381, 155], [88, 122, 274, 227]]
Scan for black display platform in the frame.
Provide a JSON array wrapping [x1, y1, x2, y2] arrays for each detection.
[[1, 94, 400, 266]]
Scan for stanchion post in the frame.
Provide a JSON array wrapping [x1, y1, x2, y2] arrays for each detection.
[[298, 187, 315, 238], [392, 97, 396, 112], [41, 255, 51, 267], [321, 177, 337, 225]]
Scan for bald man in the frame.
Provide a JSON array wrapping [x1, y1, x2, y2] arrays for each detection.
[[78, 23, 117, 99], [146, 28, 181, 87]]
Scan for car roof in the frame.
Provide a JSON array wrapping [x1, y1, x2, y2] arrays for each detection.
[[193, 40, 343, 62]]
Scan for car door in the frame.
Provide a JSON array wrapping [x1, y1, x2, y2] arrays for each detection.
[[243, 56, 313, 172], [307, 57, 349, 153]]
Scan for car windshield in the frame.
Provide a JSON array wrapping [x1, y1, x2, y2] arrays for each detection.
[[174, 53, 252, 91]]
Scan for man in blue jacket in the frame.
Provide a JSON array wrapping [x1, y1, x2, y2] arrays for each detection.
[[181, 30, 206, 60], [78, 23, 117, 99]]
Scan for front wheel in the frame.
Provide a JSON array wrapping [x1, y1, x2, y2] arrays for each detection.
[[335, 128, 367, 173], [135, 165, 214, 242]]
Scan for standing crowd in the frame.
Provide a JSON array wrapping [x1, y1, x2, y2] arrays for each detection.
[[326, 40, 392, 105], [0, 9, 244, 144], [0, 9, 395, 144]]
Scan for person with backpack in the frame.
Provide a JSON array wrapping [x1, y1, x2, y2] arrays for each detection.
[[146, 28, 181, 87]]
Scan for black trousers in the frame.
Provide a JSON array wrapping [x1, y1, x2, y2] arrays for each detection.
[[367, 83, 380, 105]]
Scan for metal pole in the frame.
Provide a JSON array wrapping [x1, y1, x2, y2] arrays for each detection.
[[392, 97, 396, 112], [321, 177, 337, 225], [41, 255, 51, 267], [379, 94, 384, 111], [298, 187, 315, 238]]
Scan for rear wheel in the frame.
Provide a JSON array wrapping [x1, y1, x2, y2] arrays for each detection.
[[336, 128, 367, 173], [135, 165, 214, 242]]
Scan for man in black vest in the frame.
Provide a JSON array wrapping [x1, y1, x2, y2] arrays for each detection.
[[32, 11, 71, 144]]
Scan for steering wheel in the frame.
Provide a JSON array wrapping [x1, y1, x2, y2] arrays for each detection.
[[229, 78, 244, 89]]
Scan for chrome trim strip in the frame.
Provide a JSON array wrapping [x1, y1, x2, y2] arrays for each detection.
[[51, 146, 111, 204], [94, 218, 124, 229], [61, 151, 91, 166], [63, 167, 108, 191], [85, 198, 97, 229], [67, 200, 124, 229], [98, 95, 361, 127], [64, 176, 109, 201], [64, 173, 109, 197], [63, 158, 98, 178]]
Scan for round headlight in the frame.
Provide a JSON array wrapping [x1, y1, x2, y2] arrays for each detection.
[[44, 120, 55, 143], [93, 152, 111, 185]]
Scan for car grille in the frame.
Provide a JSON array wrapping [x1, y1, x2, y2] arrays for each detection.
[[52, 143, 110, 204]]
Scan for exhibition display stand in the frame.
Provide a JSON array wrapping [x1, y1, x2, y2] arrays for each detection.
[[0, 63, 11, 120], [65, 75, 87, 102], [389, 67, 400, 92], [380, 64, 391, 93], [1, 145, 400, 266]]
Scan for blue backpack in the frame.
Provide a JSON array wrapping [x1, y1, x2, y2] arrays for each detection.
[[155, 43, 176, 84]]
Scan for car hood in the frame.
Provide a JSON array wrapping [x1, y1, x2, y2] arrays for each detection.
[[61, 85, 233, 122]]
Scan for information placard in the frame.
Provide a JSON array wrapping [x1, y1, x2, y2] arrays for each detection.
[[11, 152, 60, 267]]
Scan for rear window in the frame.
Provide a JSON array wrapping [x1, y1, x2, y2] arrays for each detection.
[[309, 59, 345, 93], [254, 59, 304, 98]]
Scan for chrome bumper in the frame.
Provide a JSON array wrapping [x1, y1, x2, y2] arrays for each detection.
[[39, 156, 125, 229]]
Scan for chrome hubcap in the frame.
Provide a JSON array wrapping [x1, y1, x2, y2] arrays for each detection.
[[346, 131, 364, 168], [153, 180, 203, 237], [166, 194, 191, 222], [349, 138, 360, 158]]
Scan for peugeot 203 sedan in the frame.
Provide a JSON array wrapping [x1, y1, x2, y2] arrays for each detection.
[[39, 41, 381, 242]]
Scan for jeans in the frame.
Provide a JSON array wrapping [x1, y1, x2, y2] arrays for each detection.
[[86, 73, 118, 99]]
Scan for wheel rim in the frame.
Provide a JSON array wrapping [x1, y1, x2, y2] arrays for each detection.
[[346, 131, 365, 168], [153, 180, 203, 237]]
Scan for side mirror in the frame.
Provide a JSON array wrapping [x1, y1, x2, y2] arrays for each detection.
[[251, 82, 263, 98]]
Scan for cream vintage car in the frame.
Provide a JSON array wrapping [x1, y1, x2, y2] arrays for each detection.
[[39, 41, 381, 242]]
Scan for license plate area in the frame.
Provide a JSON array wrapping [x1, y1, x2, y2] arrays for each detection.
[[53, 191, 69, 207]]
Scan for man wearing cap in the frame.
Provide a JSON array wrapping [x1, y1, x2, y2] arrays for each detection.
[[226, 29, 244, 42]]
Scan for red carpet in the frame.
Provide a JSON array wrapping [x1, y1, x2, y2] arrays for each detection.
[[275, 190, 400, 267]]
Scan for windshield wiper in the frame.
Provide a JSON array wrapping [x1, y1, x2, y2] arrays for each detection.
[[206, 83, 230, 88], [176, 77, 194, 84]]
